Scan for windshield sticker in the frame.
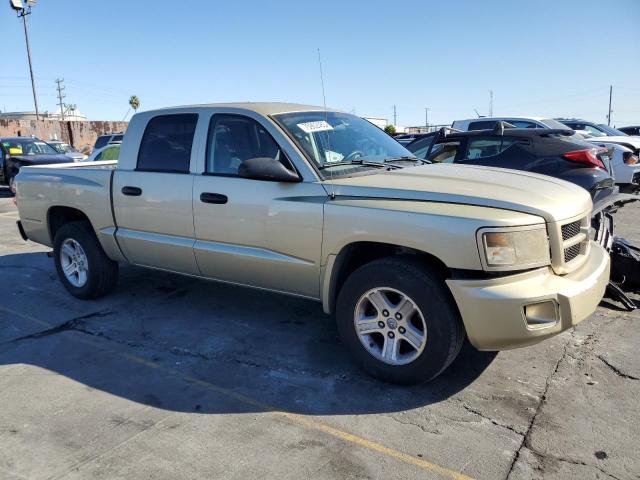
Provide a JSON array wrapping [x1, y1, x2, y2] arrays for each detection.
[[324, 150, 344, 163], [297, 120, 334, 134]]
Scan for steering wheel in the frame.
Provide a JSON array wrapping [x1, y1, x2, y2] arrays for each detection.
[[343, 150, 365, 162]]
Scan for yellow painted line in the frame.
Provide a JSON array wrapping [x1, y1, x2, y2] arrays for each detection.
[[0, 306, 53, 328], [1, 306, 474, 480], [0, 211, 19, 219]]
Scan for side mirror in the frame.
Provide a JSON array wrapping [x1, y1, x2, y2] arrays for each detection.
[[238, 157, 300, 182]]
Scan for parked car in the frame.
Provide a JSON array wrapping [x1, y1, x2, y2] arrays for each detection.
[[0, 137, 74, 189], [47, 140, 87, 162], [448, 116, 639, 191], [86, 142, 121, 162], [555, 119, 640, 155], [586, 142, 640, 193], [93, 133, 124, 151], [618, 125, 640, 136], [452, 116, 572, 131], [14, 103, 609, 385], [406, 124, 617, 201]]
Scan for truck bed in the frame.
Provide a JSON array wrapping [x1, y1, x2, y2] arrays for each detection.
[[15, 161, 122, 260]]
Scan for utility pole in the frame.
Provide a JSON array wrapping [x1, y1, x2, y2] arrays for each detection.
[[489, 90, 493, 117], [10, 2, 40, 120], [425, 107, 430, 132], [393, 105, 397, 126], [55, 78, 66, 121], [607, 85, 613, 126]]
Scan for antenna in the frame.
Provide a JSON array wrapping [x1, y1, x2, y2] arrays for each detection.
[[474, 109, 481, 118], [317, 48, 335, 199]]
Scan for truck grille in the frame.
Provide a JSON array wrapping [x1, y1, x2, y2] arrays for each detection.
[[560, 217, 589, 268], [561, 220, 581, 240], [564, 243, 582, 263]]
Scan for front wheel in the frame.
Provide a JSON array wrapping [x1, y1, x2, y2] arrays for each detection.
[[336, 257, 465, 385], [53, 221, 119, 299]]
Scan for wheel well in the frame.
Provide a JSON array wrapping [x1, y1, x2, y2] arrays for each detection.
[[328, 242, 450, 314], [48, 206, 91, 242]]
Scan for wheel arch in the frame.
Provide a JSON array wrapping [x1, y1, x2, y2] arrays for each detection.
[[47, 206, 93, 244], [323, 241, 450, 314]]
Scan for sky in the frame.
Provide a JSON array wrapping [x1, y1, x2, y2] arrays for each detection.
[[2, 0, 639, 127]]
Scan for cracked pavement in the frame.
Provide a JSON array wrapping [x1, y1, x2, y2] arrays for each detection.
[[1, 188, 639, 480]]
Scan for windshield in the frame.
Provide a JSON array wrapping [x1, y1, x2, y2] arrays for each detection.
[[597, 124, 628, 136], [2, 138, 58, 156], [273, 111, 413, 176]]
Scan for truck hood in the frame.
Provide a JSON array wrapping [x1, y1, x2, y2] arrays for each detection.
[[323, 163, 592, 223], [10, 154, 74, 165]]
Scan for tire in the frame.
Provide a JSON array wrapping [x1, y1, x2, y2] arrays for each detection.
[[53, 221, 119, 299], [336, 256, 465, 385]]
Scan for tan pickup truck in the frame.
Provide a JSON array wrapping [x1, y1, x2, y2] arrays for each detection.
[[14, 103, 610, 384]]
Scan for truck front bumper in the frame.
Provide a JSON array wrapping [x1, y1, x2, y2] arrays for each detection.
[[446, 241, 610, 351]]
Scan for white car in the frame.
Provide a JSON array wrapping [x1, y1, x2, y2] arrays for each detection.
[[47, 140, 88, 162], [452, 116, 571, 131], [86, 142, 121, 162], [588, 142, 640, 192], [555, 119, 640, 155]]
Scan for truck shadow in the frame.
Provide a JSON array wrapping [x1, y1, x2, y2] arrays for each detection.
[[0, 251, 498, 416]]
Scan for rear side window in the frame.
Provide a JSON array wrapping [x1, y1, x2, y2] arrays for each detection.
[[508, 121, 538, 129], [96, 145, 120, 161], [428, 141, 461, 163], [468, 120, 498, 131], [94, 136, 109, 149], [465, 137, 517, 159], [111, 134, 123, 142], [137, 114, 198, 172], [206, 114, 290, 175]]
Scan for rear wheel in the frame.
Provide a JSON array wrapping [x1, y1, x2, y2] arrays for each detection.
[[336, 257, 464, 385], [53, 221, 119, 299]]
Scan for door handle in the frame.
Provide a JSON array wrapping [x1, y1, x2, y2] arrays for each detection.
[[121, 186, 142, 196], [200, 192, 228, 204]]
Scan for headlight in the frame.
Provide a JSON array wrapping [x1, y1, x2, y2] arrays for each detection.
[[477, 226, 550, 271]]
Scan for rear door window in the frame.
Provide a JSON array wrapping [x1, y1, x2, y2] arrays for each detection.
[[137, 114, 198, 172], [465, 137, 517, 160]]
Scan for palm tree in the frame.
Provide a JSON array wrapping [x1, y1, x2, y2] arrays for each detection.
[[129, 95, 140, 112]]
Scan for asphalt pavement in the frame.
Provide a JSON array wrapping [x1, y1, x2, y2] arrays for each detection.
[[1, 186, 638, 480]]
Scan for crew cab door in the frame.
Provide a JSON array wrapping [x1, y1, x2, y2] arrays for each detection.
[[192, 113, 325, 298], [112, 113, 200, 274]]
